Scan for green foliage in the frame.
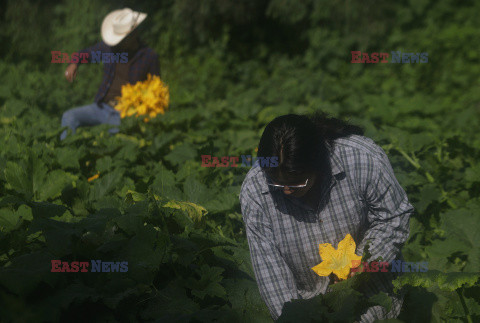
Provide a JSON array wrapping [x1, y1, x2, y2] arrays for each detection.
[[278, 273, 395, 322], [393, 271, 480, 293]]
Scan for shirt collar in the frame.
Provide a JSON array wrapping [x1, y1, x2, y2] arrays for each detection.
[[259, 143, 345, 194], [328, 143, 345, 177]]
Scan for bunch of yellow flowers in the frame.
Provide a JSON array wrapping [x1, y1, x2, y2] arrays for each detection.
[[114, 74, 169, 122]]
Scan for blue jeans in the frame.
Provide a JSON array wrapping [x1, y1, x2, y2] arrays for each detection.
[[60, 102, 121, 140]]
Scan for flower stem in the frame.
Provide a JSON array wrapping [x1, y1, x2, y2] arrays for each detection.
[[456, 288, 473, 323]]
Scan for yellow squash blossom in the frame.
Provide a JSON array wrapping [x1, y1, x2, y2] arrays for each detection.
[[311, 233, 362, 280], [87, 172, 100, 182], [114, 74, 169, 122]]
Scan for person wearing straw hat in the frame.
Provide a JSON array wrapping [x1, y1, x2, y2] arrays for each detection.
[[60, 8, 160, 140]]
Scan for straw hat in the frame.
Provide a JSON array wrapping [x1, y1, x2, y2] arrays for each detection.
[[101, 8, 147, 46]]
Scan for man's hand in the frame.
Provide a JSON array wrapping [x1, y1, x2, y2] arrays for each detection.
[[65, 63, 78, 83]]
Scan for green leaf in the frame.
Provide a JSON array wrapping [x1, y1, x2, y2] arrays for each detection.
[[37, 170, 78, 201], [96, 156, 113, 173], [212, 244, 255, 277], [140, 282, 200, 320], [114, 214, 144, 235], [29, 218, 80, 257], [55, 147, 84, 170], [0, 251, 59, 296], [414, 183, 441, 213], [223, 278, 274, 322], [90, 168, 125, 200], [278, 294, 329, 322], [368, 291, 393, 313], [163, 200, 208, 223], [93, 195, 123, 210], [182, 177, 212, 204], [4, 161, 32, 200], [120, 227, 168, 283], [125, 190, 147, 203], [30, 202, 69, 219], [149, 163, 181, 199], [202, 191, 238, 214], [0, 195, 25, 208], [465, 163, 480, 188], [164, 142, 197, 167], [392, 270, 480, 292], [114, 141, 139, 163], [31, 157, 48, 201], [189, 265, 226, 299], [152, 131, 180, 151], [436, 199, 480, 271], [324, 281, 368, 321], [396, 286, 437, 323], [48, 282, 99, 309], [0, 207, 19, 232]]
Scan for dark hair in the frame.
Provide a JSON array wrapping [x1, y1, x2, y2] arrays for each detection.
[[257, 111, 364, 177]]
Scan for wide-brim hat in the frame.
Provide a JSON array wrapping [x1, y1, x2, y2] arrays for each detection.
[[101, 8, 147, 46]]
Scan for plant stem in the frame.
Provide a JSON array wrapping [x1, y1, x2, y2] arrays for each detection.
[[396, 147, 421, 169], [456, 288, 473, 323], [395, 146, 457, 208]]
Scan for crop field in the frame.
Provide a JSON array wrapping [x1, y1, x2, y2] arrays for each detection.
[[1, 0, 479, 322]]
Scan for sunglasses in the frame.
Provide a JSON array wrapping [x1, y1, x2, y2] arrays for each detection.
[[268, 178, 309, 190]]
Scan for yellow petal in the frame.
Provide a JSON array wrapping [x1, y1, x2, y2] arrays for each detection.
[[333, 264, 351, 280], [87, 172, 100, 182], [337, 233, 357, 256], [351, 259, 362, 269], [318, 243, 336, 259], [311, 261, 333, 277]]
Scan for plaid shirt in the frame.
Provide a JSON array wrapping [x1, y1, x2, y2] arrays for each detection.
[[78, 41, 160, 104], [239, 135, 413, 322]]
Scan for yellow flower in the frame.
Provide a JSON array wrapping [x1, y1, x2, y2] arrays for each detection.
[[87, 172, 100, 182], [311, 233, 362, 280], [114, 74, 169, 122]]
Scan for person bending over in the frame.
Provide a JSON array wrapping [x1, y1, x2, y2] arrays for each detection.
[[239, 112, 413, 322]]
